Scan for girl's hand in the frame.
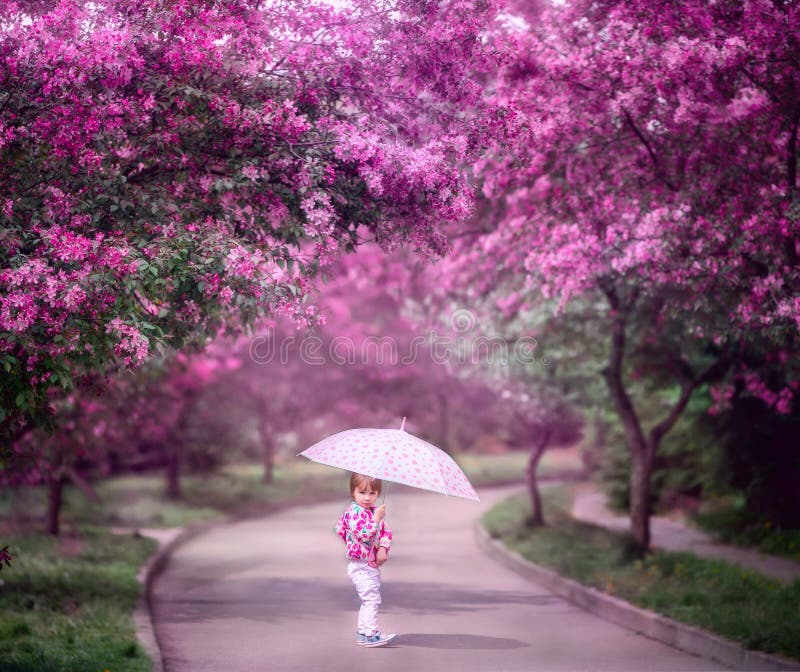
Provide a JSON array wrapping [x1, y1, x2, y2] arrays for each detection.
[[375, 547, 389, 566], [373, 504, 386, 522]]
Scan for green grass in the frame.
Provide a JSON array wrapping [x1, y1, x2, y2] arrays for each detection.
[[0, 528, 157, 672], [483, 489, 800, 662], [456, 448, 584, 486], [691, 496, 800, 563]]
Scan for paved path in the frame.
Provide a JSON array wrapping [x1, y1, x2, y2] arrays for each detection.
[[152, 484, 729, 671], [571, 483, 800, 584]]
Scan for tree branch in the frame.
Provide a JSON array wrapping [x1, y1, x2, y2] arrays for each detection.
[[66, 466, 99, 502], [649, 355, 731, 454], [622, 108, 678, 192], [602, 286, 648, 456]]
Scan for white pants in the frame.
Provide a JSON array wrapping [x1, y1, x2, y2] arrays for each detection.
[[347, 560, 382, 635]]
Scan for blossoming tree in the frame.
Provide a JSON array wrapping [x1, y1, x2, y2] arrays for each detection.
[[448, 0, 800, 550], [0, 0, 504, 447]]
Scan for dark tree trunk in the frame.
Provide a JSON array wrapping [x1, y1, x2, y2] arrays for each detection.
[[437, 391, 450, 452], [47, 476, 63, 536], [165, 397, 197, 500], [261, 421, 274, 484], [166, 449, 181, 499], [256, 414, 276, 484], [603, 288, 730, 554], [526, 430, 551, 527], [602, 291, 652, 552], [628, 444, 653, 550]]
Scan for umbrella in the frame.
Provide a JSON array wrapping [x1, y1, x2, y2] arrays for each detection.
[[298, 418, 479, 501]]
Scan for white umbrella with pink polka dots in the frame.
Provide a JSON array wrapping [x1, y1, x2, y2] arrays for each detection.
[[298, 418, 480, 501]]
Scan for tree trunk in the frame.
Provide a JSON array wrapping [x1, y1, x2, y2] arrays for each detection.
[[262, 442, 274, 484], [602, 289, 727, 554], [628, 445, 653, 551], [165, 398, 196, 500], [437, 391, 451, 452], [262, 429, 274, 484], [166, 449, 181, 499], [602, 290, 652, 552], [256, 414, 275, 484], [47, 476, 63, 536], [526, 431, 551, 527]]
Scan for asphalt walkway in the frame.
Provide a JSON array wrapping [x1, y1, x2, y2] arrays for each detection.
[[571, 483, 800, 583], [151, 484, 730, 671]]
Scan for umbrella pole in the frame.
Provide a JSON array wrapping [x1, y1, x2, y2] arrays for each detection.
[[371, 481, 391, 556]]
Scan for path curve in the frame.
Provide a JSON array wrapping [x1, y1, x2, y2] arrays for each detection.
[[151, 485, 729, 671], [572, 483, 800, 583]]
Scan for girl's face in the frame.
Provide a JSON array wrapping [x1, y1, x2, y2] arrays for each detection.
[[352, 483, 380, 509]]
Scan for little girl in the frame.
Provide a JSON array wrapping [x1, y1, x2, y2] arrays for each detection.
[[335, 473, 397, 647]]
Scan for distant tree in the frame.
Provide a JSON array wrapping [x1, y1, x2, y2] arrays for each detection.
[[495, 381, 583, 526], [3, 379, 107, 535]]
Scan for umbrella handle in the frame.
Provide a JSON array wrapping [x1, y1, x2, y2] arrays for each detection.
[[371, 481, 391, 554]]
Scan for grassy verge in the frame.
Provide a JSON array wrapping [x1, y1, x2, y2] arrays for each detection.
[[0, 528, 157, 672], [483, 488, 800, 662], [456, 448, 584, 486], [690, 496, 800, 563]]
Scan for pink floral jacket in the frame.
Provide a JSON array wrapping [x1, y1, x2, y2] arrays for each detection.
[[335, 502, 393, 567]]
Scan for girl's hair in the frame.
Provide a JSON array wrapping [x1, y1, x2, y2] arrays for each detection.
[[350, 472, 382, 495]]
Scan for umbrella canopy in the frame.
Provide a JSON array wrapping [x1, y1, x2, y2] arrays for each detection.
[[299, 426, 480, 501]]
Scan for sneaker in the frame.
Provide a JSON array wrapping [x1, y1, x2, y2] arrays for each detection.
[[356, 631, 397, 647]]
